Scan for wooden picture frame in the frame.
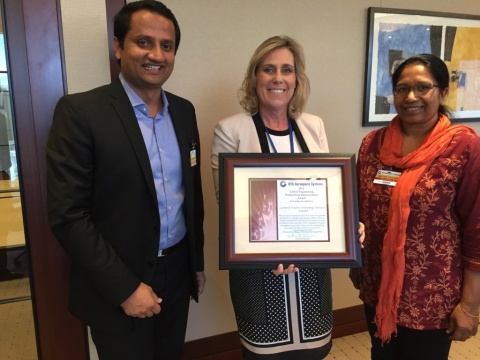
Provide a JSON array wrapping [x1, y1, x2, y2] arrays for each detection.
[[218, 153, 361, 269]]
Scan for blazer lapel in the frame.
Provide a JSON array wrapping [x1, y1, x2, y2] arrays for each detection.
[[165, 93, 191, 174], [108, 78, 157, 200], [252, 112, 270, 153], [290, 119, 310, 153]]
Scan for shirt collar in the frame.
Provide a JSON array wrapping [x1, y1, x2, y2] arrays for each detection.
[[119, 74, 169, 116]]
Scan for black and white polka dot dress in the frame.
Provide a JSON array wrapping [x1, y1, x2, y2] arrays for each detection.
[[229, 268, 333, 359], [213, 113, 334, 358]]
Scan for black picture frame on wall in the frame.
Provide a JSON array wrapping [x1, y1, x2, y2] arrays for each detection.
[[362, 7, 480, 126]]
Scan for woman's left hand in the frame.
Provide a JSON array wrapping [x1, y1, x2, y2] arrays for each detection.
[[447, 303, 479, 341], [448, 269, 480, 341], [358, 222, 365, 248]]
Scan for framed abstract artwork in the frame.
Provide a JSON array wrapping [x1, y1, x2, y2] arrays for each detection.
[[363, 8, 480, 126]]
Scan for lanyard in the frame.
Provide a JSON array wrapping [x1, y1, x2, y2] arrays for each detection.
[[263, 117, 294, 154]]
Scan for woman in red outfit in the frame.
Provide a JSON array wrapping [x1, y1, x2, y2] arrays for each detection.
[[350, 54, 480, 360]]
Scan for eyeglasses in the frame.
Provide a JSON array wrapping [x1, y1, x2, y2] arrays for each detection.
[[393, 84, 441, 95]]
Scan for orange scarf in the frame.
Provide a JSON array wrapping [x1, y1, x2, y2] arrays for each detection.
[[375, 114, 475, 343]]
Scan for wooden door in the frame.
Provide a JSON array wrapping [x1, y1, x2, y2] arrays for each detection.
[[3, 0, 123, 358]]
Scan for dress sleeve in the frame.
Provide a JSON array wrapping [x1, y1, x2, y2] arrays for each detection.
[[456, 134, 480, 270]]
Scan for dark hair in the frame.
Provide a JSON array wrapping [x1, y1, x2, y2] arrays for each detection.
[[392, 53, 451, 116], [113, 1, 181, 53]]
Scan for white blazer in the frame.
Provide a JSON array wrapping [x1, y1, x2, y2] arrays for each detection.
[[211, 112, 329, 199]]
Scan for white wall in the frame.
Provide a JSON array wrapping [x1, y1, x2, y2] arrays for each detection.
[[60, 0, 480, 350]]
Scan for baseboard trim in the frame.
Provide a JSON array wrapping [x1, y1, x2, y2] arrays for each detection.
[[332, 304, 368, 338], [182, 304, 367, 360]]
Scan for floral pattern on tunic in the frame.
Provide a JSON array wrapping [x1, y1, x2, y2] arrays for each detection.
[[357, 126, 480, 330]]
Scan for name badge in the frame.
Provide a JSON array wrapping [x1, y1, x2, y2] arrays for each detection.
[[373, 170, 402, 187], [190, 149, 197, 167]]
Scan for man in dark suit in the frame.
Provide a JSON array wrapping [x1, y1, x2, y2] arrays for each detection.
[[46, 2, 205, 359]]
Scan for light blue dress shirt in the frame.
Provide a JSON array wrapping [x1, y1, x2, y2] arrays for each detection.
[[119, 75, 186, 252]]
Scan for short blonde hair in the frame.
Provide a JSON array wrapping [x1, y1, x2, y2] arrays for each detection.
[[238, 35, 310, 119]]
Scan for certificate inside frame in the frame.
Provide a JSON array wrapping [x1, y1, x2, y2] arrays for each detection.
[[218, 153, 361, 269], [363, 7, 480, 126]]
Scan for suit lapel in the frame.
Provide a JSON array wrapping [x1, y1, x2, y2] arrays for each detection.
[[166, 93, 191, 175], [108, 78, 157, 200]]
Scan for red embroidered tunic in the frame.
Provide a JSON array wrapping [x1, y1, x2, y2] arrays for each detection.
[[357, 126, 480, 330]]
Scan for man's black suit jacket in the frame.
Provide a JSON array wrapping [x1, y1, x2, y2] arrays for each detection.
[[46, 78, 205, 328]]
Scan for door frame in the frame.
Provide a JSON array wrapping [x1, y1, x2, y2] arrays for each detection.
[[3, 0, 123, 358], [4, 0, 88, 358]]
